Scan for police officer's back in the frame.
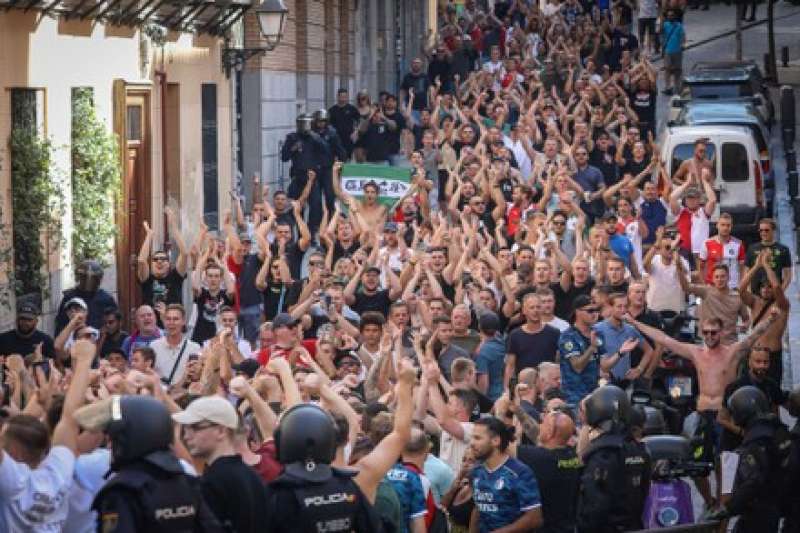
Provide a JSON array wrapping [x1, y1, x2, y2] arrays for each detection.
[[264, 404, 381, 532], [83, 395, 222, 533], [706, 386, 791, 532], [577, 385, 651, 533]]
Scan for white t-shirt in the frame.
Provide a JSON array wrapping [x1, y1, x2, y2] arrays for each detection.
[[547, 317, 570, 332], [0, 445, 76, 532], [439, 422, 474, 473], [646, 255, 691, 313], [152, 336, 202, 385], [504, 136, 533, 179]]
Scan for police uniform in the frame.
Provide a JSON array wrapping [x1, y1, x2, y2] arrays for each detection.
[[726, 417, 789, 533], [93, 452, 222, 533], [576, 432, 650, 532], [784, 420, 800, 532], [264, 464, 381, 533]]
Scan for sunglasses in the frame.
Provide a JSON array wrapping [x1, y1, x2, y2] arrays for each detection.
[[552, 220, 566, 226], [153, 257, 169, 262], [186, 422, 217, 432], [701, 329, 720, 336]]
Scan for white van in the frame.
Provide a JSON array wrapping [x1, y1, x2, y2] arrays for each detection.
[[659, 125, 766, 239]]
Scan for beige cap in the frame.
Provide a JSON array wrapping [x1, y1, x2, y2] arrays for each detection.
[[172, 396, 238, 430]]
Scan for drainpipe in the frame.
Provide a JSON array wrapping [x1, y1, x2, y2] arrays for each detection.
[[154, 44, 169, 249]]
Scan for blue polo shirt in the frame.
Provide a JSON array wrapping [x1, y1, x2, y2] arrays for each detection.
[[472, 456, 541, 532], [476, 334, 507, 402], [385, 463, 427, 533], [594, 319, 645, 380], [639, 198, 668, 245], [609, 233, 635, 269], [559, 327, 606, 405]]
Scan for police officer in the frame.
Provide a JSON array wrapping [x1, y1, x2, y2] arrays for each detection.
[[83, 395, 223, 533], [784, 387, 800, 532], [706, 386, 791, 532], [264, 403, 381, 532], [577, 385, 651, 533], [55, 259, 117, 335], [312, 108, 346, 231], [280, 113, 326, 234]]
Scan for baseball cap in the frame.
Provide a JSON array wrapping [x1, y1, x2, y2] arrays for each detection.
[[238, 232, 253, 243], [384, 222, 398, 232], [600, 210, 618, 222], [17, 299, 39, 319], [172, 396, 239, 430], [65, 297, 88, 311], [685, 187, 701, 198], [334, 351, 361, 368], [365, 266, 381, 275], [478, 312, 501, 334], [272, 312, 299, 329]]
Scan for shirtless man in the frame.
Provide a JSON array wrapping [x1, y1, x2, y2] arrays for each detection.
[[627, 307, 782, 504], [739, 249, 790, 384], [332, 161, 386, 227], [672, 138, 714, 185]]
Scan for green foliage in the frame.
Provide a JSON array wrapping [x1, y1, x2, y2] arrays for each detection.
[[0, 197, 13, 312], [71, 88, 122, 266], [9, 111, 64, 299]]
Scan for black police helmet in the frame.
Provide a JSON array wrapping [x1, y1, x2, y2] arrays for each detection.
[[275, 403, 336, 467], [642, 406, 666, 436], [107, 395, 173, 469], [630, 405, 646, 429], [727, 386, 770, 429], [313, 108, 329, 122], [296, 113, 313, 134], [584, 385, 631, 428]]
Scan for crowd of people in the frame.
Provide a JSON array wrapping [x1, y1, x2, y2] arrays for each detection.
[[1, 0, 800, 532]]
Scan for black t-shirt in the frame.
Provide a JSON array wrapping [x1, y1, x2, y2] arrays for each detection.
[[236, 254, 264, 308], [590, 146, 619, 187], [383, 111, 406, 155], [99, 331, 130, 358], [191, 289, 234, 344], [517, 445, 581, 533], [0, 329, 56, 359], [553, 280, 595, 321], [720, 373, 787, 451], [361, 122, 395, 162], [329, 103, 360, 149], [629, 89, 657, 126], [140, 268, 186, 307], [745, 242, 792, 291], [262, 280, 302, 322], [331, 240, 361, 265], [631, 308, 662, 368], [506, 325, 561, 375], [353, 289, 392, 317], [201, 455, 268, 533], [401, 72, 430, 110]]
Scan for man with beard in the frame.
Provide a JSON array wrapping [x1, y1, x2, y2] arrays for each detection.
[[740, 250, 790, 383], [559, 295, 604, 406], [344, 260, 402, 317], [717, 347, 789, 508], [469, 416, 543, 532], [55, 260, 117, 335], [0, 299, 56, 359], [679, 264, 749, 346], [328, 88, 360, 159]]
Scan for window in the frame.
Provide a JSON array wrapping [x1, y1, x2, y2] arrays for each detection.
[[689, 83, 752, 99], [10, 88, 45, 135], [201, 83, 218, 229], [126, 105, 142, 141], [721, 143, 749, 182], [671, 142, 716, 177]]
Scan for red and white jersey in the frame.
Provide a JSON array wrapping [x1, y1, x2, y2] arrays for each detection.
[[676, 207, 709, 255], [699, 236, 745, 288]]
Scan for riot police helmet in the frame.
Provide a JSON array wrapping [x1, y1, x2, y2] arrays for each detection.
[[727, 385, 770, 429], [296, 113, 313, 134], [584, 385, 631, 429], [75, 259, 104, 292], [275, 403, 337, 481], [642, 406, 666, 435], [312, 108, 329, 124], [107, 395, 174, 468], [630, 405, 646, 430]]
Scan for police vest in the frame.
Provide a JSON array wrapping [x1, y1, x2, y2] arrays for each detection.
[[621, 438, 651, 526], [94, 466, 218, 533], [269, 468, 381, 533]]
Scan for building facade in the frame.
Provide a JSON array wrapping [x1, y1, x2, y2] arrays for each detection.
[[239, 0, 432, 200], [0, 1, 248, 330]]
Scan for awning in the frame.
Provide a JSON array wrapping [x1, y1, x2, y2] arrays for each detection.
[[0, 0, 254, 36]]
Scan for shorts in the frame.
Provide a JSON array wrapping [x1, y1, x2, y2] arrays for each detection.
[[720, 451, 740, 495], [664, 51, 683, 73], [696, 410, 722, 464]]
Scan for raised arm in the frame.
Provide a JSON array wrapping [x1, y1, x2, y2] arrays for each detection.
[[627, 314, 696, 361], [136, 221, 154, 282], [52, 340, 94, 455]]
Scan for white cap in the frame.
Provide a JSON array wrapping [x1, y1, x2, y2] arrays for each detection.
[[65, 297, 88, 311], [172, 396, 239, 430]]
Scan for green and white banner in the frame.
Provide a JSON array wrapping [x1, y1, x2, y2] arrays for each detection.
[[341, 164, 413, 207]]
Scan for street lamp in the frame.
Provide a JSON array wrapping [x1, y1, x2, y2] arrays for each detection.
[[221, 0, 288, 77]]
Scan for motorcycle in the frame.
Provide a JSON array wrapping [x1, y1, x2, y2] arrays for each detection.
[[641, 435, 714, 528]]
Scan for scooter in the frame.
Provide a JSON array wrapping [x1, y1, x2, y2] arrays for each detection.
[[641, 435, 714, 528]]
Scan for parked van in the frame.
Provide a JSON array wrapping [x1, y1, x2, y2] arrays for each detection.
[[659, 125, 766, 239]]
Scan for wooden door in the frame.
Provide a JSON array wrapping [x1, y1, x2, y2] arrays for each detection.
[[114, 84, 152, 330]]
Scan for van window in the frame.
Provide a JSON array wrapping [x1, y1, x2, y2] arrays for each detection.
[[671, 143, 716, 176], [721, 143, 749, 182], [689, 83, 753, 99]]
